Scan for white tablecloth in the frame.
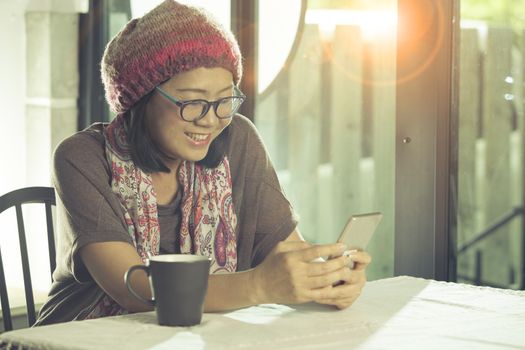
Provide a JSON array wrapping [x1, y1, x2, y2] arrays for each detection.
[[1, 276, 524, 349]]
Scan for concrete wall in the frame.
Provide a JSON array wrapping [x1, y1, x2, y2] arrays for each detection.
[[0, 0, 86, 327]]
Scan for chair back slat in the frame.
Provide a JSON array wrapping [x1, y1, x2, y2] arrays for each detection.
[[15, 205, 37, 327], [45, 203, 56, 279], [0, 187, 55, 215], [0, 248, 13, 332], [0, 186, 55, 330]]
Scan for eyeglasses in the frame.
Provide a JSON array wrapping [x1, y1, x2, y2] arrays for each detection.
[[155, 85, 246, 122]]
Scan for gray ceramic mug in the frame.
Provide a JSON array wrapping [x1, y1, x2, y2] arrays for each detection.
[[124, 254, 211, 326]]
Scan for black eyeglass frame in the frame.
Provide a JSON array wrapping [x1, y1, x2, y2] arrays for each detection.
[[155, 85, 246, 122]]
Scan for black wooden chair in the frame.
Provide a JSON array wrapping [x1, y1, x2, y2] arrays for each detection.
[[0, 187, 56, 331]]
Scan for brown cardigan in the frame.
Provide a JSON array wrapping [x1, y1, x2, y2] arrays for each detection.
[[35, 114, 297, 326]]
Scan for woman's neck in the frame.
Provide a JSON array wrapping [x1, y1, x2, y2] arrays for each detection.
[[151, 159, 182, 205]]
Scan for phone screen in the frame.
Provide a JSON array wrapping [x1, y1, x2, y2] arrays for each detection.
[[337, 212, 382, 251]]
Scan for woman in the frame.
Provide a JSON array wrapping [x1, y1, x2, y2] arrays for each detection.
[[35, 0, 371, 325]]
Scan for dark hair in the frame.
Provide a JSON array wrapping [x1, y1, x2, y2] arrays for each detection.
[[125, 91, 231, 173]]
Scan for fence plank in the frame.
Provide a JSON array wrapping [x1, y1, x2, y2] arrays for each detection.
[[317, 164, 335, 243], [330, 25, 363, 236], [521, 29, 525, 289], [288, 24, 323, 242], [481, 27, 514, 286], [255, 90, 279, 165], [368, 37, 396, 280], [510, 29, 525, 288], [457, 28, 480, 282]]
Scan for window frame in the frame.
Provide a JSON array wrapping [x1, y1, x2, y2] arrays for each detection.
[[79, 0, 462, 282], [394, 0, 459, 281]]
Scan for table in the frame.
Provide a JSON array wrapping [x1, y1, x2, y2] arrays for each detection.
[[1, 276, 524, 349]]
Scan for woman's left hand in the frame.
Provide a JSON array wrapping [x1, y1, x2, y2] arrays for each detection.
[[314, 250, 372, 309]]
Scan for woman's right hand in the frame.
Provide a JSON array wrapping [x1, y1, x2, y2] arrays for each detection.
[[251, 241, 351, 305]]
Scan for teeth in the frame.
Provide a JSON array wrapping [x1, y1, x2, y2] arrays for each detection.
[[186, 133, 208, 141]]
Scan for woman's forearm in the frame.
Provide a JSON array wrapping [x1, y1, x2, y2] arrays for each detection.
[[203, 229, 308, 312], [204, 269, 265, 312]]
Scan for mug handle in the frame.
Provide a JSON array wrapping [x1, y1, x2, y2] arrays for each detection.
[[124, 265, 155, 307]]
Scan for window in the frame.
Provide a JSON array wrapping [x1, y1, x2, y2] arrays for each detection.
[[255, 0, 397, 280], [455, 0, 525, 289]]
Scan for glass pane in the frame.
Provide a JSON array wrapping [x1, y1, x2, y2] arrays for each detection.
[[258, 0, 302, 93], [255, 0, 397, 280], [457, 1, 524, 288]]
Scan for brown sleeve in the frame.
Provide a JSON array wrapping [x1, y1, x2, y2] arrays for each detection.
[[52, 129, 134, 283], [251, 180, 298, 267]]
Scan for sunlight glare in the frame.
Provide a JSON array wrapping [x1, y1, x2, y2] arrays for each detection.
[[306, 9, 398, 42]]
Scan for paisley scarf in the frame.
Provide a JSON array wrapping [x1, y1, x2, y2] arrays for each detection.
[[85, 114, 237, 318]]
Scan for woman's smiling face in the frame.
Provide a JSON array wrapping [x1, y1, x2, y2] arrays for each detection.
[[145, 67, 234, 169]]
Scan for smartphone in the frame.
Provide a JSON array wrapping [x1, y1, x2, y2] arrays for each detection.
[[311, 212, 382, 269], [337, 212, 383, 251]]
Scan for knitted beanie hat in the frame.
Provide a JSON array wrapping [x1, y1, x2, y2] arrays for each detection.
[[101, 0, 243, 114]]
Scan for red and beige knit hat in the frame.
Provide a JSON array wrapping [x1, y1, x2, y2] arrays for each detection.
[[101, 0, 243, 114]]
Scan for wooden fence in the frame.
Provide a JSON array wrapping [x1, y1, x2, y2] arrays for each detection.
[[255, 24, 395, 281], [458, 26, 524, 288], [255, 23, 525, 286]]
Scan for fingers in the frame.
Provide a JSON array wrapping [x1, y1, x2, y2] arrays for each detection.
[[307, 251, 370, 276], [297, 243, 348, 263], [307, 255, 351, 277], [338, 269, 367, 286], [273, 240, 312, 253], [311, 281, 365, 306], [261, 242, 370, 306], [347, 251, 372, 270], [306, 252, 368, 288], [309, 282, 361, 301], [307, 266, 353, 289]]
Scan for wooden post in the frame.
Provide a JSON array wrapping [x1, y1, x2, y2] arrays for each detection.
[[317, 163, 334, 244], [330, 25, 363, 238], [368, 37, 397, 280], [481, 27, 513, 286], [522, 29, 525, 289], [457, 28, 480, 282], [288, 24, 323, 242], [475, 249, 482, 285], [254, 90, 279, 165], [512, 29, 525, 289], [509, 114, 521, 289]]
